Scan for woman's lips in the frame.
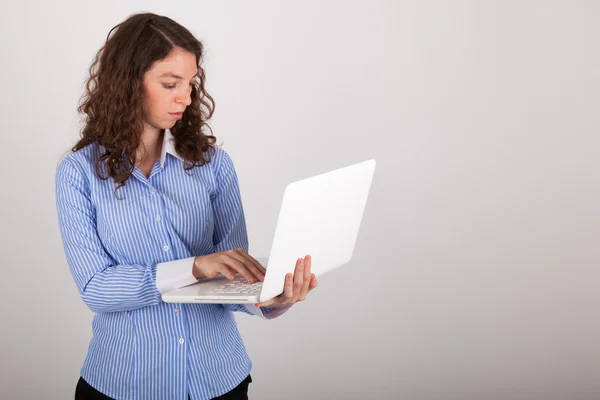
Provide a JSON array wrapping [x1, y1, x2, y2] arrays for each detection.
[[169, 112, 183, 120]]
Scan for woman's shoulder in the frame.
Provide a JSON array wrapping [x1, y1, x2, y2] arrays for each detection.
[[57, 141, 104, 181], [206, 146, 237, 181], [208, 145, 230, 164]]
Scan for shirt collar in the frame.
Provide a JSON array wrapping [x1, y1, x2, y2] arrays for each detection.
[[160, 128, 184, 167]]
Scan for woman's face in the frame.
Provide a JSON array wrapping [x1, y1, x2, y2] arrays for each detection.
[[141, 47, 197, 132]]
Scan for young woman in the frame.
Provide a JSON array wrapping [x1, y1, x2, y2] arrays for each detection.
[[56, 12, 317, 400]]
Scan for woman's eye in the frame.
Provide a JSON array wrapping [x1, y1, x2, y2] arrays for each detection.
[[163, 84, 176, 89]]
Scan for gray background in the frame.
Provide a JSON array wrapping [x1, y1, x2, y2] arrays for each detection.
[[1, 1, 599, 399]]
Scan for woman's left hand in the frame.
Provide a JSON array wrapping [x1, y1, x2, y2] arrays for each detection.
[[255, 255, 318, 308]]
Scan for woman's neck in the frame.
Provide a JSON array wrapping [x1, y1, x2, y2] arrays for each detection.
[[137, 127, 164, 164]]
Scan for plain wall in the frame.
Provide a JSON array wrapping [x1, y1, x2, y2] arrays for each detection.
[[0, 1, 598, 399]]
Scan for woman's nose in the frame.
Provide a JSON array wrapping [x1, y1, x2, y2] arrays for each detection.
[[177, 88, 192, 106]]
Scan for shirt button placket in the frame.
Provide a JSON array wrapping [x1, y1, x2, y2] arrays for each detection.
[[151, 187, 170, 257]]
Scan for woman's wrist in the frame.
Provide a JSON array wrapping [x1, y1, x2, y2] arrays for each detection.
[[192, 256, 205, 280]]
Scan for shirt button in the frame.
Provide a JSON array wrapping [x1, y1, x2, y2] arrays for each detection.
[[155, 215, 162, 222], [179, 338, 185, 344], [150, 189, 156, 194], [163, 245, 169, 252], [174, 308, 179, 314]]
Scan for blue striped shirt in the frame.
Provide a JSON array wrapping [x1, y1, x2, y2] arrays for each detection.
[[55, 129, 287, 399]]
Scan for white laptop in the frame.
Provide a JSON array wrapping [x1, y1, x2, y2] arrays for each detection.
[[161, 158, 376, 304]]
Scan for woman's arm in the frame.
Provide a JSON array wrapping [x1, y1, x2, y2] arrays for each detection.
[[56, 157, 193, 313], [211, 149, 291, 319]]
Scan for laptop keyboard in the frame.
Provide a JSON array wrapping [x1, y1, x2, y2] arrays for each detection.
[[209, 278, 263, 295]]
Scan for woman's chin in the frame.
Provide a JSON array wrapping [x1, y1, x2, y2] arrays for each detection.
[[163, 120, 178, 129]]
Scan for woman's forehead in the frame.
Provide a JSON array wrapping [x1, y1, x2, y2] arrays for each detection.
[[148, 48, 197, 77]]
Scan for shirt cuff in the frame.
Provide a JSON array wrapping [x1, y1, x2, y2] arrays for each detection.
[[243, 304, 293, 319], [156, 256, 199, 294], [243, 304, 267, 319]]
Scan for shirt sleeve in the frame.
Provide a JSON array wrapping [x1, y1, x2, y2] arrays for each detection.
[[211, 149, 291, 320], [224, 304, 293, 319], [56, 158, 192, 313], [155, 257, 201, 294]]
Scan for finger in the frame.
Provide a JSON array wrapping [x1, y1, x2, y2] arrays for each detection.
[[299, 273, 312, 301], [239, 250, 267, 275], [221, 254, 256, 283], [236, 250, 267, 280], [304, 255, 312, 282], [309, 273, 318, 290], [229, 249, 264, 282], [282, 272, 295, 305], [257, 273, 292, 307], [291, 258, 305, 303], [255, 299, 274, 308], [299, 255, 311, 300], [297, 263, 311, 301], [218, 265, 236, 280]]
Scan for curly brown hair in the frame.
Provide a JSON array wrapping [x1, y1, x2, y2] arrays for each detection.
[[74, 12, 216, 193]]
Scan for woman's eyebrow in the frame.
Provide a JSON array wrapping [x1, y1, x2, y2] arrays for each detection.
[[160, 72, 199, 80]]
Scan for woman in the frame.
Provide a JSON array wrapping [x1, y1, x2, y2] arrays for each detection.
[[56, 12, 317, 400]]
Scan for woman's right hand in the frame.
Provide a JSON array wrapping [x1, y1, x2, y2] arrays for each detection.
[[193, 249, 266, 284]]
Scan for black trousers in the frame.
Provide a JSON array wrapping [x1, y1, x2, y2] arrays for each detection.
[[75, 374, 252, 400]]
